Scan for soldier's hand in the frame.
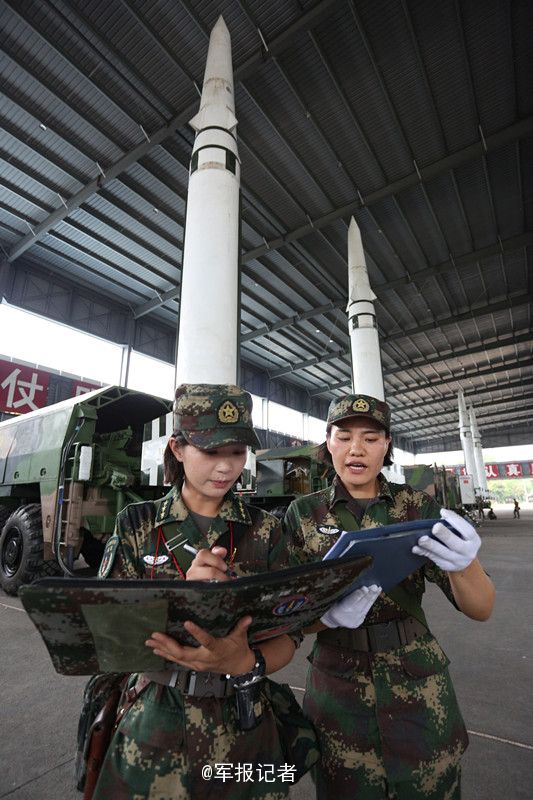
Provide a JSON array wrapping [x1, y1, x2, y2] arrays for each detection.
[[320, 584, 382, 629], [145, 616, 256, 675], [186, 545, 230, 581], [412, 508, 481, 572]]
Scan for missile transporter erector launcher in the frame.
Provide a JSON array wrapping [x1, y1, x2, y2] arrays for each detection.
[[403, 464, 462, 510], [249, 445, 333, 518], [0, 386, 172, 594]]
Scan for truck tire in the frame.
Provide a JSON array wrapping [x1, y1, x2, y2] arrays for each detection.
[[0, 505, 11, 533], [0, 504, 49, 595]]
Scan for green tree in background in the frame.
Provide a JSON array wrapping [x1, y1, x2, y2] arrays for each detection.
[[488, 479, 533, 503]]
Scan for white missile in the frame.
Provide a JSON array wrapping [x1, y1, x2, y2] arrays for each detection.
[[176, 16, 240, 384], [347, 217, 385, 400], [469, 403, 489, 499], [458, 389, 479, 492]]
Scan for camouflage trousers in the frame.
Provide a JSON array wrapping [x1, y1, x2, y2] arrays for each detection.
[[92, 679, 292, 800], [303, 633, 468, 800]]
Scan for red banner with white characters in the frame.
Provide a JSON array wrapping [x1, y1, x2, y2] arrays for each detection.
[[0, 358, 101, 415], [454, 462, 531, 479], [504, 463, 523, 478], [0, 360, 50, 413]]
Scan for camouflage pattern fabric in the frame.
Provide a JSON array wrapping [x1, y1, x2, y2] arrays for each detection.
[[326, 394, 390, 430], [19, 552, 372, 674], [172, 383, 260, 449], [92, 487, 316, 799], [94, 677, 293, 800], [284, 474, 469, 799], [98, 485, 288, 580]]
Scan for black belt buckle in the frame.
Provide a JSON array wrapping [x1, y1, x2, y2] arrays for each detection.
[[185, 671, 230, 698], [367, 621, 402, 652], [185, 671, 197, 695]]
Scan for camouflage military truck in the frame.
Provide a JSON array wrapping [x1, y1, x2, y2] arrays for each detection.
[[403, 463, 491, 526], [403, 464, 463, 509], [249, 444, 332, 518], [0, 386, 172, 594]]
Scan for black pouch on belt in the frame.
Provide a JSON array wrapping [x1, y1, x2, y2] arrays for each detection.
[[234, 680, 264, 731], [230, 647, 266, 731]]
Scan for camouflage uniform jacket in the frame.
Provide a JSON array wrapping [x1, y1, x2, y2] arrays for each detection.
[[283, 474, 469, 793], [93, 486, 296, 800], [98, 484, 289, 580]]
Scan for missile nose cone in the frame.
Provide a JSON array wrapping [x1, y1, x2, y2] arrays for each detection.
[[213, 14, 230, 37], [348, 216, 363, 260], [347, 216, 376, 304], [189, 15, 237, 133], [457, 389, 467, 427]]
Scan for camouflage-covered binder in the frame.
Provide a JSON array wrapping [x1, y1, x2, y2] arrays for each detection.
[[19, 554, 371, 675]]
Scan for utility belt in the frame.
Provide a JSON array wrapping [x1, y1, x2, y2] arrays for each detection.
[[141, 668, 259, 732], [317, 616, 427, 652], [144, 668, 235, 697]]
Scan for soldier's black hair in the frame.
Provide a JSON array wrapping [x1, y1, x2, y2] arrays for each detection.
[[163, 432, 188, 485], [315, 423, 394, 468]]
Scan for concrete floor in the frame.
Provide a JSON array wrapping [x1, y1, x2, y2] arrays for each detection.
[[1, 508, 532, 799]]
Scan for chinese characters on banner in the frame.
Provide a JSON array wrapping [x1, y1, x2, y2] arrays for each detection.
[[456, 462, 531, 479], [0, 362, 49, 413], [504, 463, 522, 478], [0, 358, 100, 415]]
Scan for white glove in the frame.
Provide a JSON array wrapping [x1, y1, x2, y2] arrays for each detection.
[[412, 508, 481, 572], [321, 584, 382, 629]]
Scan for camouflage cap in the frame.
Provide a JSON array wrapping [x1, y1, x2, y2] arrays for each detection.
[[327, 393, 390, 431], [173, 383, 260, 449]]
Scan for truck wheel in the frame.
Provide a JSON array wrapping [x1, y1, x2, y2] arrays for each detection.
[[0, 505, 11, 533], [0, 504, 46, 595]]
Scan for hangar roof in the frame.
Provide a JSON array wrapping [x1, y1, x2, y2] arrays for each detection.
[[0, 0, 531, 453]]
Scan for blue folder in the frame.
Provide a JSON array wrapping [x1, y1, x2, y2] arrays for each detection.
[[323, 518, 457, 592]]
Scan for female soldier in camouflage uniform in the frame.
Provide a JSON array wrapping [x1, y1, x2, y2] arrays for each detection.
[[284, 393, 495, 800], [93, 384, 308, 800]]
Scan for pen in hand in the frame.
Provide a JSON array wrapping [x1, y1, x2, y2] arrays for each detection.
[[183, 542, 238, 577]]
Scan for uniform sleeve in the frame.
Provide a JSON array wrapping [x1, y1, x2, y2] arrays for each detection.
[[97, 507, 142, 580], [266, 514, 292, 571], [266, 509, 305, 649], [282, 500, 310, 567]]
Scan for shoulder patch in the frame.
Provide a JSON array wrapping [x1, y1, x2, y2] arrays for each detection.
[[155, 496, 173, 523], [97, 535, 119, 578]]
